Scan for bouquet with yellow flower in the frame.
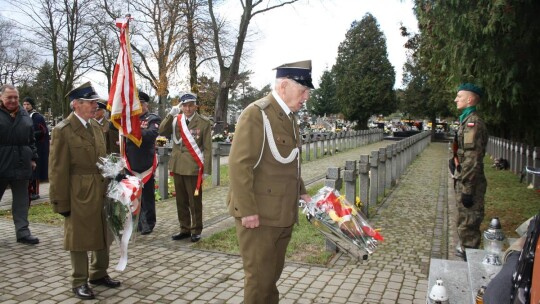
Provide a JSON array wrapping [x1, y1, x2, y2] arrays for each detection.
[[299, 186, 383, 259]]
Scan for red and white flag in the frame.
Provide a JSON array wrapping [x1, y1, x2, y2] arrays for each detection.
[[107, 17, 142, 147]]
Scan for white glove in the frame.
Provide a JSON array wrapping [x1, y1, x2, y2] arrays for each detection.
[[169, 106, 180, 116]]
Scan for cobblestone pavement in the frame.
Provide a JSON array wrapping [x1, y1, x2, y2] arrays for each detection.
[[0, 140, 451, 304]]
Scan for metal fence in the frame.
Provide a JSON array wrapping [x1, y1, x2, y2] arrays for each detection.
[[486, 136, 540, 189]]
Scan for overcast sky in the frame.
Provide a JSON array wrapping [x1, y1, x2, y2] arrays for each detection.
[[1, 0, 418, 97], [234, 0, 418, 89]]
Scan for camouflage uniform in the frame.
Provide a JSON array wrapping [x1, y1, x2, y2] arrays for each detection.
[[454, 111, 488, 249]]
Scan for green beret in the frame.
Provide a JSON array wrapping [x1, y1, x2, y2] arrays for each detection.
[[457, 83, 484, 98]]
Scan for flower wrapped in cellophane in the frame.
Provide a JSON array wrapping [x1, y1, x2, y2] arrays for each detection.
[[299, 186, 383, 260], [97, 153, 142, 271]]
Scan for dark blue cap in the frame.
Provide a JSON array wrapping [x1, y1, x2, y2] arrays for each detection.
[[179, 93, 197, 104], [138, 91, 150, 103], [457, 83, 484, 98], [66, 82, 100, 101], [97, 101, 107, 109], [274, 60, 314, 89]]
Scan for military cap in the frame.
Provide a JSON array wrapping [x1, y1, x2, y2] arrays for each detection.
[[96, 101, 107, 109], [66, 81, 101, 101], [179, 92, 197, 104], [457, 83, 484, 98], [274, 60, 314, 89], [138, 91, 150, 103]]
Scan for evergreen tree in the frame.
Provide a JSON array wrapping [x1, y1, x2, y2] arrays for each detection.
[[333, 14, 396, 129], [399, 26, 452, 136], [33, 61, 57, 117], [308, 69, 339, 117], [414, 0, 540, 145]]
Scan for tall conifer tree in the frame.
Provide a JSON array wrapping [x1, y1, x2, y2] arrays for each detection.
[[334, 13, 396, 129]]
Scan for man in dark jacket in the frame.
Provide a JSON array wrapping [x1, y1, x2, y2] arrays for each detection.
[[22, 96, 50, 200], [0, 84, 39, 245], [125, 91, 161, 235]]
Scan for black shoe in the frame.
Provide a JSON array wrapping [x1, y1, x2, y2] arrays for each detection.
[[17, 235, 39, 245], [30, 194, 40, 200], [89, 275, 121, 288], [191, 234, 201, 242], [141, 229, 153, 235], [172, 232, 190, 240], [72, 284, 95, 300]]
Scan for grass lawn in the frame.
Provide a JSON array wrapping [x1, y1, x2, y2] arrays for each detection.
[[482, 157, 540, 238], [192, 183, 335, 265]]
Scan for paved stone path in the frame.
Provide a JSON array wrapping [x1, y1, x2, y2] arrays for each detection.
[[0, 140, 451, 303]]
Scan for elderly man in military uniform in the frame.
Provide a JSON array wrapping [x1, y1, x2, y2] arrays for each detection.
[[159, 92, 212, 243], [227, 60, 313, 303], [49, 82, 120, 300], [452, 83, 488, 260], [93, 100, 109, 133]]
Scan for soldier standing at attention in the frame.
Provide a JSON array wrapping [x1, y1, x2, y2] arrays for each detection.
[[227, 60, 313, 303], [159, 92, 212, 243], [49, 82, 120, 300], [452, 83, 488, 260]]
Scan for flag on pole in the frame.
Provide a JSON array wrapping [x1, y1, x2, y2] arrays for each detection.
[[108, 17, 142, 147]]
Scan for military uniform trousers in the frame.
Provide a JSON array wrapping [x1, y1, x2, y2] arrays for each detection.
[[135, 174, 156, 232], [235, 220, 293, 304], [173, 174, 203, 234], [455, 177, 486, 249], [70, 248, 109, 287]]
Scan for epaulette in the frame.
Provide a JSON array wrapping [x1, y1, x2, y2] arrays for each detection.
[[253, 97, 271, 110], [55, 119, 70, 130]]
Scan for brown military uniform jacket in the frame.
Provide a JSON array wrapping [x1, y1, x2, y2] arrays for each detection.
[[49, 113, 109, 251], [227, 93, 307, 227], [455, 111, 488, 196], [158, 112, 212, 175]]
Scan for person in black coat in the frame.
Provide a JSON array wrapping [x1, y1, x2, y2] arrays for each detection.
[[125, 91, 161, 235], [0, 85, 39, 244], [22, 97, 50, 200]]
